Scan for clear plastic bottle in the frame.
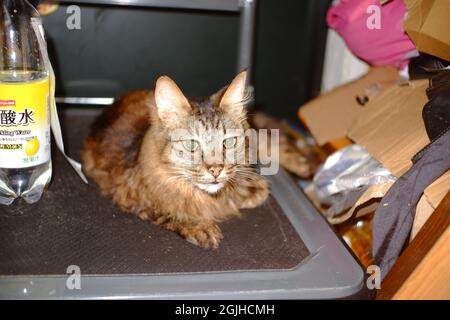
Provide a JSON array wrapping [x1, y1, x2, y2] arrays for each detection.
[[0, 0, 52, 205]]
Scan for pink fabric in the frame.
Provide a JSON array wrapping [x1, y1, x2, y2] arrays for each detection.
[[327, 0, 417, 69]]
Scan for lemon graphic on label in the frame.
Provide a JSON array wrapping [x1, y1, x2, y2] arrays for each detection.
[[25, 138, 40, 157]]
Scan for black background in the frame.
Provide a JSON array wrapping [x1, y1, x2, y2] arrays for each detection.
[[40, 0, 330, 120]]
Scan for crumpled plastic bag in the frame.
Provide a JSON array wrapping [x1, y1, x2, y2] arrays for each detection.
[[313, 144, 396, 217]]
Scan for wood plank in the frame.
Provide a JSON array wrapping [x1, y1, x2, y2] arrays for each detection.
[[393, 227, 450, 299]]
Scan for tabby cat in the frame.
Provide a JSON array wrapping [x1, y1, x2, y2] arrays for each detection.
[[82, 71, 269, 248]]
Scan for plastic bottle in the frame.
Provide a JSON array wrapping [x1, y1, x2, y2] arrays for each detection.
[[0, 0, 52, 205]]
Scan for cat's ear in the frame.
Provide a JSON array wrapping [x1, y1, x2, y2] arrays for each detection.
[[218, 71, 249, 114], [155, 76, 191, 125]]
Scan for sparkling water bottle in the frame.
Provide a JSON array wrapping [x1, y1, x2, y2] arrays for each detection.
[[0, 0, 52, 205]]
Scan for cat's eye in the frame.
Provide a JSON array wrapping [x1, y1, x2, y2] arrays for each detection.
[[223, 137, 237, 149], [182, 139, 199, 152]]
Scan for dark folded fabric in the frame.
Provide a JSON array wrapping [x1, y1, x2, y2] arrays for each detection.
[[421, 92, 450, 144], [420, 70, 450, 145], [426, 70, 450, 100], [373, 129, 450, 279], [409, 54, 450, 80]]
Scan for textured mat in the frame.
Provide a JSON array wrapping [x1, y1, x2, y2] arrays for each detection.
[[0, 107, 309, 276]]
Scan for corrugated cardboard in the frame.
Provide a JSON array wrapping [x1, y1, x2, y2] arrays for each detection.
[[298, 67, 401, 146], [328, 183, 392, 224], [404, 0, 450, 61], [300, 70, 448, 230], [425, 172, 450, 208], [348, 80, 430, 176], [410, 195, 435, 241], [348, 79, 450, 209]]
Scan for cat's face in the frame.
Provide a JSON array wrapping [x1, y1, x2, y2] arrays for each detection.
[[154, 71, 251, 194], [167, 109, 247, 194]]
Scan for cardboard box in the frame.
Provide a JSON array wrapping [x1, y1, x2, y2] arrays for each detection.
[[348, 79, 450, 210], [348, 80, 430, 176], [300, 74, 449, 231], [298, 67, 401, 146], [404, 0, 450, 61]]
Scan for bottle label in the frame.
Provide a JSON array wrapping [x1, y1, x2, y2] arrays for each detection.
[[0, 77, 51, 168]]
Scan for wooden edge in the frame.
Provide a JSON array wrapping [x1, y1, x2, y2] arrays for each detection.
[[376, 190, 450, 299], [393, 226, 450, 299]]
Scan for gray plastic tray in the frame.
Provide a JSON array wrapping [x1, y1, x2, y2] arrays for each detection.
[[0, 168, 365, 299]]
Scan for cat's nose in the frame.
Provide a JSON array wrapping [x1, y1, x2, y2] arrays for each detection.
[[208, 166, 223, 178]]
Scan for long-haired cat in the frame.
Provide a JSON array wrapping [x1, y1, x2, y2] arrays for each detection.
[[82, 71, 269, 248]]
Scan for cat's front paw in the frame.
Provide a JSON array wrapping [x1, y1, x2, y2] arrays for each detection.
[[179, 222, 223, 249]]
